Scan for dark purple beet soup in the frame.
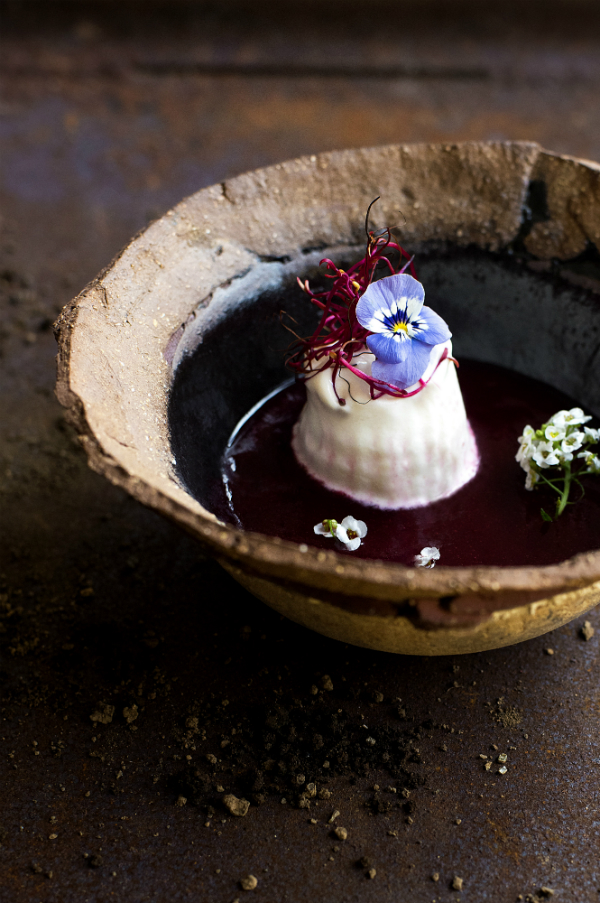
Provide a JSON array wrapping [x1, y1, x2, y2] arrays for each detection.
[[220, 360, 600, 567]]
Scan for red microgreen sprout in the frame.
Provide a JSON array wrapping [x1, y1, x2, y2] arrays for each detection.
[[286, 199, 455, 404]]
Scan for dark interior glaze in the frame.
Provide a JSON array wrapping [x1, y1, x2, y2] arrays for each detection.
[[168, 246, 600, 566]]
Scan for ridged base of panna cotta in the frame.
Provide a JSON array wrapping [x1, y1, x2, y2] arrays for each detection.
[[291, 342, 479, 510]]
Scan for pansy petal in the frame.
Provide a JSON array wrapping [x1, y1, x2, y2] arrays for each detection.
[[356, 274, 424, 330], [372, 341, 433, 389], [385, 273, 425, 303], [411, 306, 452, 346], [366, 332, 410, 364], [356, 282, 393, 329]]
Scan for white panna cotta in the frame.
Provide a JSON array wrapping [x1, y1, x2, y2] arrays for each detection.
[[291, 341, 479, 509]]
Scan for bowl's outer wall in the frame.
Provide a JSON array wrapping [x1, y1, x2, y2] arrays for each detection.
[[222, 561, 600, 655], [55, 141, 600, 651]]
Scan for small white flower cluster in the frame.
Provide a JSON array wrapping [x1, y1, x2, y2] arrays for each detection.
[[314, 516, 367, 551], [516, 407, 600, 490], [414, 547, 440, 568]]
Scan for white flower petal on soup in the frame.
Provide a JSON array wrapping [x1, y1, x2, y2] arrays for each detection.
[[345, 537, 362, 552], [341, 516, 368, 539], [334, 524, 350, 543], [414, 546, 441, 568]]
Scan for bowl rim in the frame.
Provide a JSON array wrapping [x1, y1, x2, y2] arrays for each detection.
[[54, 139, 600, 605]]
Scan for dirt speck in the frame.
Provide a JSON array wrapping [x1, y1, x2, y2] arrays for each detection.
[[90, 703, 114, 725], [224, 794, 250, 817], [490, 697, 523, 729], [581, 621, 595, 641], [123, 704, 138, 724], [240, 874, 258, 891]]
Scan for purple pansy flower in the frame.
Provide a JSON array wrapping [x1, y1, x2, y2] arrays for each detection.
[[356, 274, 451, 390]]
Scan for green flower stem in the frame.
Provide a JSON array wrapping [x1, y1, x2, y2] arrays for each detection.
[[556, 461, 572, 517], [536, 462, 588, 519], [536, 472, 564, 496]]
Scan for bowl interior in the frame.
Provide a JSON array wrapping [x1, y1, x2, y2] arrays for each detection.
[[168, 244, 600, 521]]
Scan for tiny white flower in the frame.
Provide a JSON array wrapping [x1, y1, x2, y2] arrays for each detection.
[[517, 425, 536, 446], [578, 452, 600, 473], [314, 516, 367, 551], [339, 515, 368, 551], [548, 410, 568, 427], [518, 407, 597, 518], [545, 424, 566, 442], [561, 431, 584, 456], [525, 468, 538, 491], [532, 441, 560, 469], [516, 425, 536, 467], [552, 407, 592, 427], [314, 518, 344, 540], [414, 546, 440, 568]]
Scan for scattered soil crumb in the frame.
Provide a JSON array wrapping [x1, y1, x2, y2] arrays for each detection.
[[240, 875, 258, 891], [90, 703, 114, 725], [224, 794, 250, 817], [431, 872, 439, 882], [490, 697, 523, 728], [367, 868, 376, 879], [333, 826, 348, 840], [581, 621, 595, 641], [123, 705, 138, 724], [544, 648, 554, 656], [451, 876, 464, 891], [522, 888, 555, 902]]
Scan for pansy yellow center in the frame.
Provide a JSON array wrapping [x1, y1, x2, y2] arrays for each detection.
[[392, 321, 408, 334]]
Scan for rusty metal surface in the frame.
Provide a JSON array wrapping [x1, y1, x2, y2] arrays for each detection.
[[1, 3, 599, 901]]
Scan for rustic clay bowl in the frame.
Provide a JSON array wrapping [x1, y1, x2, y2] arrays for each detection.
[[55, 141, 600, 655]]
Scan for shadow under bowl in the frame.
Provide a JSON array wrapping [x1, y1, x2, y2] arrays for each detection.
[[55, 140, 600, 654]]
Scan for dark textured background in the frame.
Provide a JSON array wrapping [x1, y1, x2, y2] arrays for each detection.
[[0, 3, 599, 901]]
